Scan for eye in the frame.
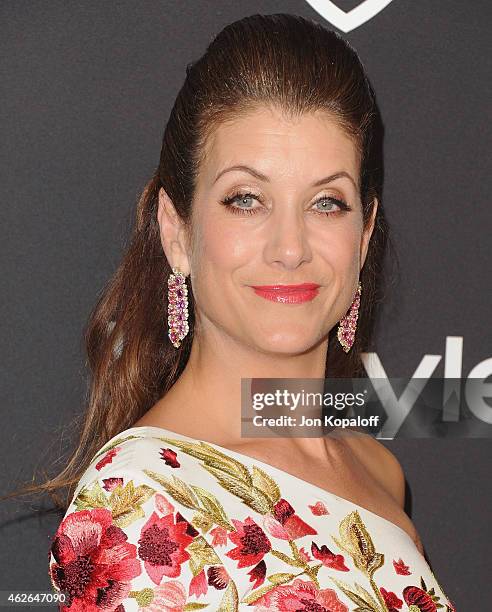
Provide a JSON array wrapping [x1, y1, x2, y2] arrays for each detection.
[[220, 191, 263, 215], [311, 195, 350, 216]]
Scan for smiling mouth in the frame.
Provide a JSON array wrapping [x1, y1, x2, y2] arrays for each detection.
[[249, 283, 320, 304], [250, 283, 320, 292]]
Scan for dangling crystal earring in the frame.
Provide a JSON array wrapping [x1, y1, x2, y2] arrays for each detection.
[[167, 267, 189, 348], [337, 281, 362, 353]]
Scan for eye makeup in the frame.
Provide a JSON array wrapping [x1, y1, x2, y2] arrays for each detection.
[[219, 189, 352, 217]]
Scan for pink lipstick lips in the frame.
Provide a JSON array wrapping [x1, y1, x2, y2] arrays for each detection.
[[250, 282, 320, 304]]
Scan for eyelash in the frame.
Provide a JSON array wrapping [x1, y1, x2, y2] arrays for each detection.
[[220, 190, 351, 217]]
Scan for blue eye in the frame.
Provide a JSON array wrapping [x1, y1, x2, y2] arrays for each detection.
[[220, 191, 351, 216], [220, 191, 262, 215], [312, 196, 349, 215]]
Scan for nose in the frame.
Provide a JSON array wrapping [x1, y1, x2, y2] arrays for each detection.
[[263, 205, 313, 270]]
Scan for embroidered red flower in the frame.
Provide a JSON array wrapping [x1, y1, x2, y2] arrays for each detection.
[[176, 511, 199, 537], [253, 577, 349, 612], [248, 559, 266, 588], [403, 585, 438, 611], [393, 557, 411, 575], [298, 546, 311, 562], [155, 493, 175, 516], [189, 568, 207, 597], [138, 511, 194, 583], [380, 586, 403, 610], [139, 580, 187, 611], [309, 500, 330, 515], [101, 477, 123, 492], [160, 447, 180, 468], [310, 541, 350, 571], [226, 517, 272, 568], [262, 514, 291, 540], [210, 525, 228, 546], [49, 507, 141, 611], [207, 565, 230, 590], [95, 447, 121, 470], [272, 498, 317, 539]]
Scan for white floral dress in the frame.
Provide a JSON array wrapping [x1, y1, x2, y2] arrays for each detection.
[[48, 426, 456, 611]]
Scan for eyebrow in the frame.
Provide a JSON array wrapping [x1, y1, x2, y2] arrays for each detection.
[[213, 164, 358, 190]]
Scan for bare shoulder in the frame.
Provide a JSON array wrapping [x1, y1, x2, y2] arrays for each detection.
[[365, 436, 427, 555], [341, 431, 426, 555], [348, 431, 406, 507]]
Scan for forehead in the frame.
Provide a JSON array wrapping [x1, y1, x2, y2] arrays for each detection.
[[199, 106, 359, 187]]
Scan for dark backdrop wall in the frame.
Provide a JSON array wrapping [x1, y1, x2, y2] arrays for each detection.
[[1, 2, 490, 609]]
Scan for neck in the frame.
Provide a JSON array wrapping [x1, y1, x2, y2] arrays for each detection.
[[149, 322, 333, 459]]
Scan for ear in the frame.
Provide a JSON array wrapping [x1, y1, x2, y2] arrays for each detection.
[[359, 197, 378, 271], [157, 187, 191, 275]]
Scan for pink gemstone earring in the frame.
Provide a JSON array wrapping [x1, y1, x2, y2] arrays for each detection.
[[167, 267, 189, 348], [337, 281, 362, 353]]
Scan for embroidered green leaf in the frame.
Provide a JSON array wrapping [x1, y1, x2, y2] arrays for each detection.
[[267, 572, 297, 585], [113, 504, 146, 528], [217, 579, 239, 611], [354, 582, 381, 611], [156, 437, 252, 483], [130, 587, 154, 607], [288, 540, 307, 564], [201, 464, 272, 514], [183, 604, 210, 610], [143, 470, 200, 508], [186, 536, 222, 576], [198, 442, 253, 483], [73, 481, 107, 510], [251, 465, 281, 504], [240, 582, 278, 605], [190, 485, 234, 530], [303, 565, 320, 588], [108, 480, 156, 528], [144, 470, 232, 529], [109, 480, 155, 508], [156, 437, 279, 515], [328, 576, 379, 612], [270, 548, 305, 568], [308, 563, 322, 576], [190, 511, 214, 533]]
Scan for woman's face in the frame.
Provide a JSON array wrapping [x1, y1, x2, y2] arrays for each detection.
[[161, 106, 377, 355]]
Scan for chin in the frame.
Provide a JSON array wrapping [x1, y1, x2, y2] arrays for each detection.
[[252, 333, 317, 355]]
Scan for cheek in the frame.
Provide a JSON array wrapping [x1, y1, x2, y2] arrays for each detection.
[[190, 217, 253, 306], [195, 218, 252, 269], [315, 220, 362, 271]]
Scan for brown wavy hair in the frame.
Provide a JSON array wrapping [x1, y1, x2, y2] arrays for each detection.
[[3, 13, 394, 512]]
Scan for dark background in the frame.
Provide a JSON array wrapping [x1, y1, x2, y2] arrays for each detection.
[[1, 1, 490, 609]]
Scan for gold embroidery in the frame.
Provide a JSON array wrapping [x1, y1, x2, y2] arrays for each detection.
[[74, 480, 156, 528], [143, 469, 234, 530], [331, 510, 388, 611], [186, 535, 223, 576], [154, 437, 281, 514], [332, 510, 384, 576], [217, 579, 239, 611]]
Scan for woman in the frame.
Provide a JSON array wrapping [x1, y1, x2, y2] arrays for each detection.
[[36, 13, 455, 611]]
